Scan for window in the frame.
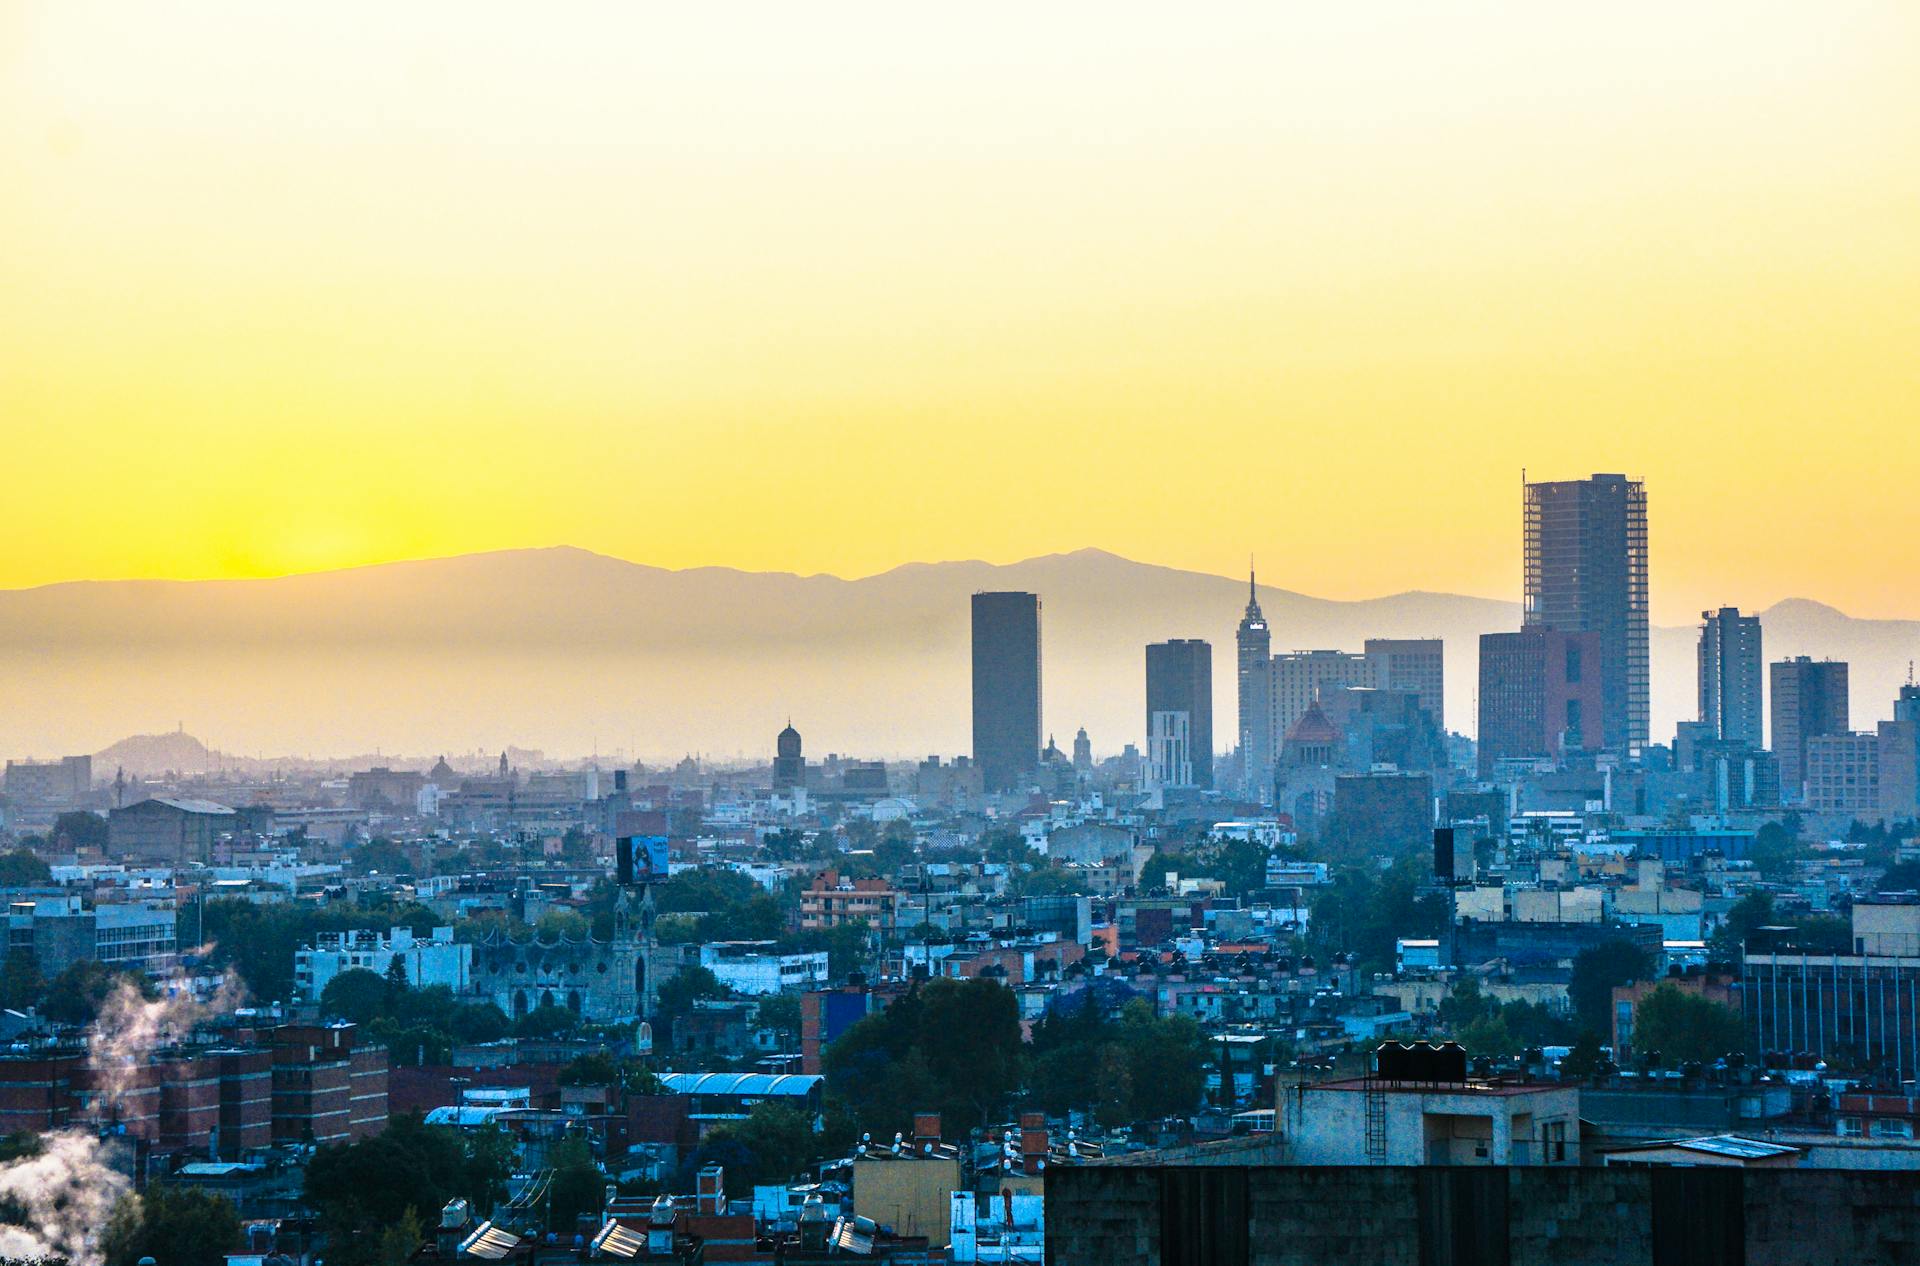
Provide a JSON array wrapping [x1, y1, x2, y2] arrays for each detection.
[[1565, 644, 1583, 683]]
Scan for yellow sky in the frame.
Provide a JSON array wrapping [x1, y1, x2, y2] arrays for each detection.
[[3, 2, 1917, 622]]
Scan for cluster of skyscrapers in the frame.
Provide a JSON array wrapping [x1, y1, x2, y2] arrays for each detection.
[[968, 470, 1919, 827]]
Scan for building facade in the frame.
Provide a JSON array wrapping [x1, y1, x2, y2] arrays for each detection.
[[1697, 607, 1763, 749], [295, 925, 472, 1002], [1476, 628, 1605, 776], [2, 756, 92, 807], [1268, 650, 1371, 762], [1771, 657, 1849, 804], [1805, 732, 1880, 819], [1363, 638, 1445, 732], [1743, 902, 1920, 1083], [1523, 473, 1650, 755], [1877, 685, 1920, 824], [1146, 639, 1213, 791], [697, 942, 830, 995], [107, 797, 235, 866], [6, 896, 178, 978], [970, 592, 1042, 794]]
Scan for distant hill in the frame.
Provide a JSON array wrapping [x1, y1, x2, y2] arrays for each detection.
[[2, 547, 1915, 763], [93, 729, 216, 778]]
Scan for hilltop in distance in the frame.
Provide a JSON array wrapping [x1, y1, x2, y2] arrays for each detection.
[[2, 547, 1914, 764]]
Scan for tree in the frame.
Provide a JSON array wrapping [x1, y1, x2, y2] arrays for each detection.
[[102, 1184, 241, 1266], [1457, 1013, 1518, 1058], [1629, 984, 1746, 1064], [321, 968, 393, 1026], [696, 1101, 819, 1188], [1878, 860, 1920, 892], [823, 977, 1023, 1135], [385, 955, 412, 998], [545, 1137, 605, 1235], [756, 994, 801, 1046], [654, 966, 726, 1021], [449, 1001, 512, 1044], [0, 950, 43, 1012], [1092, 1045, 1134, 1129], [0, 851, 51, 886], [352, 837, 411, 876], [1750, 821, 1806, 879], [1709, 892, 1777, 960], [373, 1207, 425, 1266], [305, 1116, 479, 1264], [1560, 1032, 1605, 1080], [515, 1004, 581, 1039], [1569, 938, 1654, 1036], [39, 961, 152, 1027], [51, 811, 108, 853]]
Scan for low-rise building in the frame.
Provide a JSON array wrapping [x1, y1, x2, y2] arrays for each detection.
[[7, 895, 178, 977], [800, 871, 899, 933], [697, 941, 830, 996], [1283, 1073, 1579, 1166], [294, 925, 471, 1002]]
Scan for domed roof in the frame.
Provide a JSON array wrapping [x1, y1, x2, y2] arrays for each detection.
[[1285, 700, 1342, 746], [778, 722, 800, 740]]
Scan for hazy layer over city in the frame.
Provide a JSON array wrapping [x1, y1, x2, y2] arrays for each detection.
[[2, 546, 1915, 763]]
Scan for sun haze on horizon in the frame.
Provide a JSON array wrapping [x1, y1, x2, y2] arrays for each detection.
[[4, 2, 1918, 623]]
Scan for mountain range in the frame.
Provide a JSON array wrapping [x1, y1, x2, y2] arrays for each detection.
[[2, 547, 1915, 768]]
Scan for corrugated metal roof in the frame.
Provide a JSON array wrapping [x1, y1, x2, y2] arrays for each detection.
[[1671, 1134, 1802, 1160], [147, 797, 237, 815], [658, 1072, 823, 1097]]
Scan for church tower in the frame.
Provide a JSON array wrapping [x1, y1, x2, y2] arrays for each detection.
[[1236, 566, 1273, 799]]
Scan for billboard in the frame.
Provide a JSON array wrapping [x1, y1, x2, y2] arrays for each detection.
[[616, 834, 670, 885]]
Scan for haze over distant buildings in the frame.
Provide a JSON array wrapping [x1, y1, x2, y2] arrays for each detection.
[[0, 546, 1915, 764]]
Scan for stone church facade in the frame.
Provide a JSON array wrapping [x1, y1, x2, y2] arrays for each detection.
[[469, 887, 678, 1023]]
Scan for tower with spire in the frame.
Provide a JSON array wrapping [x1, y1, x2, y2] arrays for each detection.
[[1236, 562, 1273, 800]]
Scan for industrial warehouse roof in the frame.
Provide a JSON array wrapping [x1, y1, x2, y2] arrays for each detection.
[[657, 1072, 823, 1097], [143, 797, 237, 815], [1611, 1134, 1803, 1161]]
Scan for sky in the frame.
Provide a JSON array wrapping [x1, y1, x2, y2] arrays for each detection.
[[3, 2, 1918, 624]]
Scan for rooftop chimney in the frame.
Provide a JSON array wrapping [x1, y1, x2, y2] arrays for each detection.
[[696, 1164, 725, 1215], [1019, 1112, 1047, 1171]]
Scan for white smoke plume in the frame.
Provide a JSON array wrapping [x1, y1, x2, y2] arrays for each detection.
[[0, 950, 249, 1265], [87, 956, 249, 1115], [0, 1132, 131, 1266]]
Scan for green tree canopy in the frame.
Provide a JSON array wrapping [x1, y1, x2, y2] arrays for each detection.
[[320, 968, 392, 1026], [39, 960, 152, 1027], [1630, 983, 1746, 1065], [51, 811, 108, 853], [102, 1184, 240, 1266], [0, 850, 52, 887], [823, 977, 1024, 1135], [1569, 938, 1655, 1036], [305, 1115, 496, 1264], [695, 1101, 820, 1188]]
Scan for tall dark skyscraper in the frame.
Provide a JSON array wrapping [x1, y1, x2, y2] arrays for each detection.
[[1235, 570, 1271, 796], [1697, 607, 1763, 749], [971, 591, 1042, 794], [1146, 638, 1213, 790], [1771, 656, 1849, 803], [1523, 473, 1649, 755]]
